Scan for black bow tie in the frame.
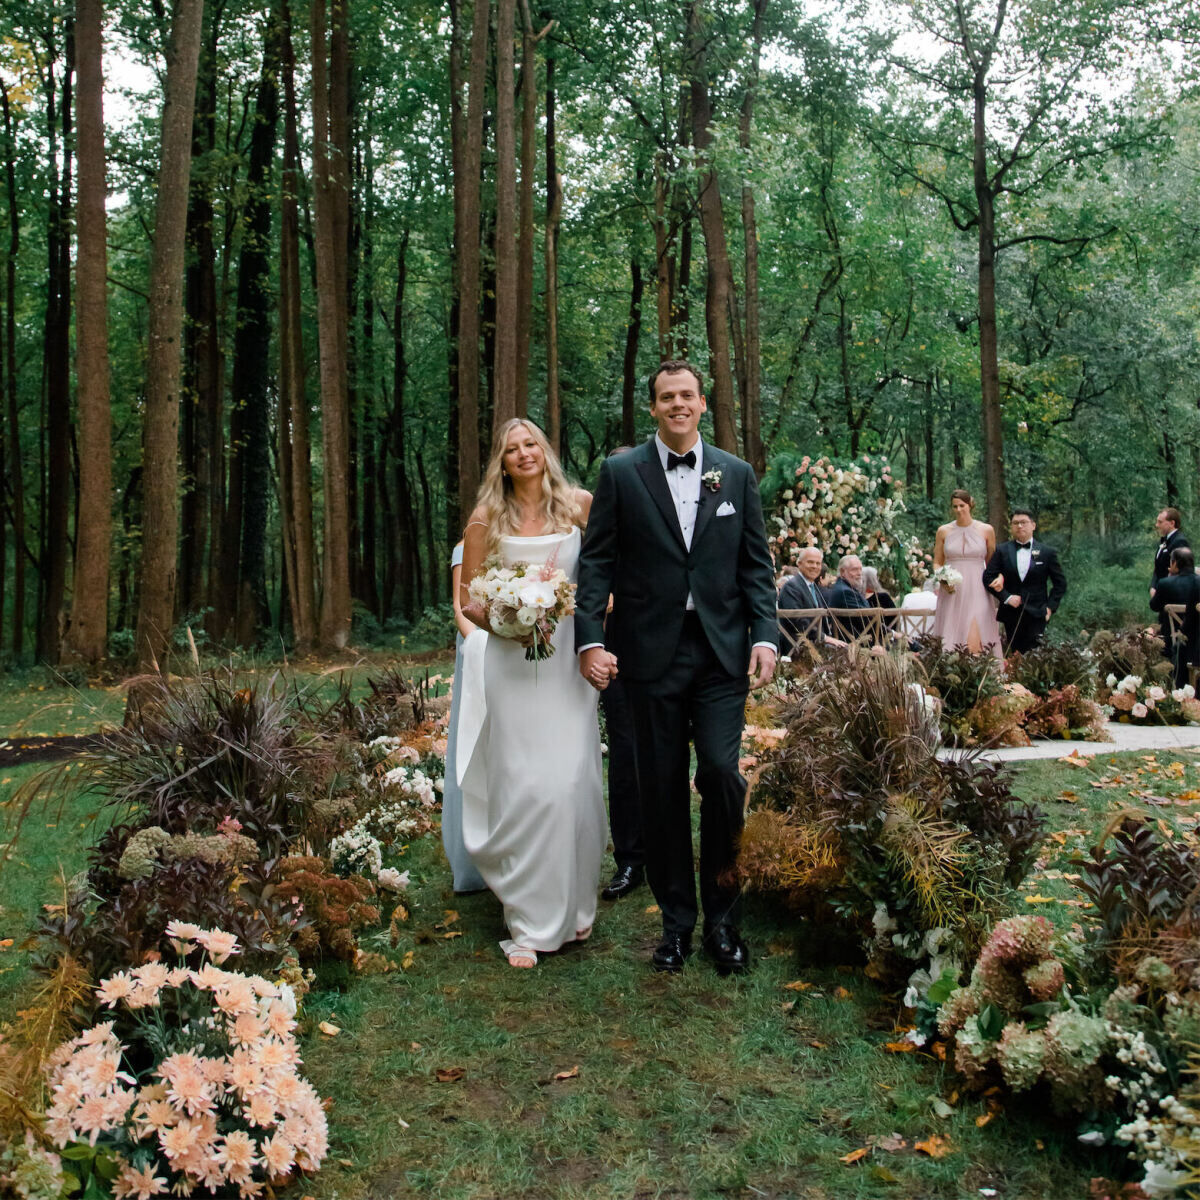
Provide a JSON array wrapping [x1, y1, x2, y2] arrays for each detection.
[[1015, 542, 1032, 551], [666, 449, 696, 471]]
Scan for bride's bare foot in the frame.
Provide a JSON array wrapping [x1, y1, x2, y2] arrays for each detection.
[[506, 946, 537, 968]]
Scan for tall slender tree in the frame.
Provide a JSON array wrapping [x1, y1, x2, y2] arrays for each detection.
[[135, 0, 206, 674], [64, 0, 111, 662]]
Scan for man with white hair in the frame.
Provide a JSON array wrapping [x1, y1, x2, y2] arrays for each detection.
[[828, 554, 872, 640], [777, 546, 846, 651]]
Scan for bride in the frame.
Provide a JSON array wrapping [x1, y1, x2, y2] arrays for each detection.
[[456, 418, 606, 968]]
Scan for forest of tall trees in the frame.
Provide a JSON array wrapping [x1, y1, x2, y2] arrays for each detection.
[[0, 0, 1196, 666]]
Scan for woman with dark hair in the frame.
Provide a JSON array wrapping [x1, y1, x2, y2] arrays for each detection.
[[932, 489, 1003, 661]]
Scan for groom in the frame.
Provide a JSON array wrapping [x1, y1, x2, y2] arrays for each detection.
[[575, 361, 778, 975], [982, 508, 1067, 654]]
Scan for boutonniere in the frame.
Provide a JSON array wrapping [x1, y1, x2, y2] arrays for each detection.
[[701, 468, 723, 493], [1032, 549, 1041, 558]]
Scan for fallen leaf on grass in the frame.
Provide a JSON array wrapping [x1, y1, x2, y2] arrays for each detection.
[[839, 1147, 869, 1165], [318, 1021, 341, 1036], [808, 1040, 828, 1049], [1058, 789, 1079, 803], [976, 1112, 995, 1127], [435, 1067, 466, 1083], [883, 1041, 916, 1053], [644, 904, 660, 914], [1024, 895, 1056, 904], [781, 1001, 795, 1013], [914, 1134, 953, 1157], [401, 950, 415, 970], [783, 980, 813, 991], [870, 1133, 907, 1152], [870, 1166, 900, 1183], [833, 986, 852, 999], [441, 931, 464, 940], [434, 910, 459, 930], [410, 1042, 422, 1051], [928, 1096, 954, 1119], [0, 939, 12, 949], [552, 1065, 581, 1082], [397, 1117, 410, 1129], [1060, 751, 1089, 767]]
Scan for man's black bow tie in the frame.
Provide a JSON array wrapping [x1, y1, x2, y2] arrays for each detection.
[[1015, 542, 1032, 551], [666, 450, 696, 471]]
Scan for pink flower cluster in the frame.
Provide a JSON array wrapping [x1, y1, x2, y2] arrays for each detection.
[[43, 924, 327, 1199]]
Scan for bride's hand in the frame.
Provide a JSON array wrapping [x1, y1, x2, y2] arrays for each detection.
[[463, 602, 489, 631]]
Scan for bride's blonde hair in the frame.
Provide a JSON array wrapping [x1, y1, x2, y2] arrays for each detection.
[[475, 418, 580, 556]]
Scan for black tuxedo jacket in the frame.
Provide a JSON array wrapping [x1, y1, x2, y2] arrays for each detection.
[[576, 438, 778, 681], [982, 539, 1067, 619], [1153, 530, 1190, 589], [1150, 571, 1200, 648]]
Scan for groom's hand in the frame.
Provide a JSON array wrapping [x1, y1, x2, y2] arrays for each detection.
[[580, 647, 617, 691], [748, 645, 777, 689]]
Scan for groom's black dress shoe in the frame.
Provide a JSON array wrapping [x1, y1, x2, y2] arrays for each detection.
[[601, 864, 644, 901], [651, 932, 692, 973], [705, 925, 750, 976]]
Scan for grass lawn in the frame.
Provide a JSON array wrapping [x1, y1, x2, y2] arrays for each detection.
[[8, 739, 1200, 1197]]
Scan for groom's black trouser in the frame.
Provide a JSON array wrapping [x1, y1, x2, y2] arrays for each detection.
[[600, 676, 644, 870], [624, 612, 748, 937]]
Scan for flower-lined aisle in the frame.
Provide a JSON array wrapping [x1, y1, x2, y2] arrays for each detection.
[[739, 647, 1200, 1197], [0, 668, 450, 1197]]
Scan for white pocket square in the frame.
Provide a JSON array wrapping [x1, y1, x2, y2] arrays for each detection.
[[716, 501, 736, 517]]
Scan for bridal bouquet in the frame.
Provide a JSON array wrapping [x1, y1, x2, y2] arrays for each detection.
[[468, 558, 575, 661], [930, 565, 963, 594]]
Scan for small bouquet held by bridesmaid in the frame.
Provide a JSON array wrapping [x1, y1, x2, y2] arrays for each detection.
[[469, 557, 576, 661], [930, 564, 964, 594]]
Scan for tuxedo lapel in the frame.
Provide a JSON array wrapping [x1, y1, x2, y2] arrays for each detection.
[[634, 442, 687, 551], [690, 458, 719, 550]]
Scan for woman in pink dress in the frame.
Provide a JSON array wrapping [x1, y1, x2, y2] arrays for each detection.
[[932, 489, 1004, 662]]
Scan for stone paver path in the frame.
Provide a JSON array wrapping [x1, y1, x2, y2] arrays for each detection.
[[942, 723, 1200, 763]]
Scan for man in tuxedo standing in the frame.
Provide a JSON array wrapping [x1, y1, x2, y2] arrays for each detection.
[[1151, 508, 1189, 651], [575, 361, 778, 975], [982, 509, 1067, 654], [1150, 546, 1200, 686]]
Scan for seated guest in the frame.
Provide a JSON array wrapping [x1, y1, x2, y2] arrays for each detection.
[[828, 554, 872, 640], [1150, 546, 1200, 686], [778, 546, 838, 652], [776, 564, 800, 592], [861, 565, 897, 638]]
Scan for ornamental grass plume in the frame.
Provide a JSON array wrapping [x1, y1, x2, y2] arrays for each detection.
[[41, 925, 325, 1200]]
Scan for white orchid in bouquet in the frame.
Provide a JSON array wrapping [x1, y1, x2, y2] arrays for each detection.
[[468, 555, 575, 661], [41, 922, 326, 1200], [763, 452, 931, 587]]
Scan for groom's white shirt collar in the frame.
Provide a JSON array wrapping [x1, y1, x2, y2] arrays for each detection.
[[654, 432, 703, 471]]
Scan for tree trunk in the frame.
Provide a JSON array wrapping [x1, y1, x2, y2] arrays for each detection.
[[2, 90, 23, 658], [391, 231, 417, 620], [181, 17, 222, 629], [686, 1, 737, 453], [620, 256, 642, 446], [653, 156, 672, 359], [311, 0, 353, 649], [515, 0, 537, 417], [456, 0, 488, 515], [492, 0, 518, 432], [446, 0, 465, 543], [65, 0, 111, 662], [135, 0, 205, 675], [543, 34, 560, 452], [231, 12, 280, 647], [973, 74, 1008, 530], [924, 384, 935, 502], [39, 33, 74, 664], [738, 0, 767, 475], [278, 0, 315, 652]]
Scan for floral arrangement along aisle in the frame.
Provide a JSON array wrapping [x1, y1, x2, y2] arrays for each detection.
[[43, 923, 325, 1199], [760, 451, 930, 586]]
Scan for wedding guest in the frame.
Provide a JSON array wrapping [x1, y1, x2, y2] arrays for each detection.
[[982, 508, 1068, 655], [861, 565, 897, 640], [1151, 508, 1189, 652], [931, 489, 1002, 660], [456, 419, 606, 968], [1150, 546, 1200, 686], [828, 555, 872, 640], [576, 359, 778, 976], [441, 541, 486, 894], [777, 546, 841, 651]]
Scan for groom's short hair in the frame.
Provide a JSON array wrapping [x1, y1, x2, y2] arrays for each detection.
[[649, 360, 704, 402]]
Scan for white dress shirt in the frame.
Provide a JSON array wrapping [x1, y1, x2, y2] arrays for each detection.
[[1016, 543, 1032, 582], [656, 433, 702, 608]]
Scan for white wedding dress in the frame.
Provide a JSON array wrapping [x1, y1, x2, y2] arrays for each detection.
[[456, 527, 605, 958]]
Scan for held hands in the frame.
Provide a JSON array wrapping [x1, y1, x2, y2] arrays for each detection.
[[580, 647, 618, 692], [749, 645, 777, 690]]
